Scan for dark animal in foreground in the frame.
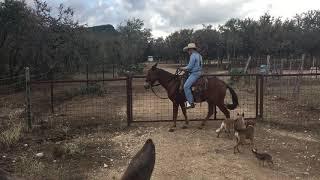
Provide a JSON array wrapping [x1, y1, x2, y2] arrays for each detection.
[[121, 139, 156, 180], [252, 148, 273, 167], [144, 63, 239, 131], [234, 124, 255, 154]]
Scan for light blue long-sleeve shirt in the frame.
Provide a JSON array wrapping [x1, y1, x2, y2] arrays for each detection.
[[185, 51, 203, 73]]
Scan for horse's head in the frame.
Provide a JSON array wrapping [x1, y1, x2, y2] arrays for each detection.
[[144, 63, 159, 89]]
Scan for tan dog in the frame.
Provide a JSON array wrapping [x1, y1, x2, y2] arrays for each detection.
[[216, 113, 246, 138]]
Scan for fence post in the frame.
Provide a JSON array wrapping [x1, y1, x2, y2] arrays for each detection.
[[86, 61, 89, 88], [102, 63, 105, 84], [25, 67, 32, 130], [126, 74, 133, 126], [259, 75, 264, 119], [255, 75, 259, 119], [50, 70, 54, 114]]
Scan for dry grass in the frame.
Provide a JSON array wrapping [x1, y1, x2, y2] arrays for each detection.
[[0, 123, 22, 148], [0, 108, 24, 148], [63, 141, 86, 156], [15, 156, 69, 180], [15, 156, 45, 178]]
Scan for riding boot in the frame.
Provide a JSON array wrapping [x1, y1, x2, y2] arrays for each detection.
[[185, 101, 195, 109]]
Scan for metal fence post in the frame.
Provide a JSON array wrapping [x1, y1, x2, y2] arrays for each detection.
[[25, 67, 32, 130], [126, 74, 133, 126]]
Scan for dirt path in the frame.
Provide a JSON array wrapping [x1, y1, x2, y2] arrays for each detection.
[[87, 122, 320, 180]]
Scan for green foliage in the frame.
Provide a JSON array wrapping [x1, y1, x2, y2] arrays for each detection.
[[228, 68, 245, 84], [64, 83, 104, 98], [1, 0, 320, 77], [118, 63, 146, 75]]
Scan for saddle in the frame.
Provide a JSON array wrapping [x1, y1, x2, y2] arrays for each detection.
[[179, 75, 208, 102]]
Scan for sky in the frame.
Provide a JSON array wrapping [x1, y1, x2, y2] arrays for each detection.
[[23, 0, 320, 38]]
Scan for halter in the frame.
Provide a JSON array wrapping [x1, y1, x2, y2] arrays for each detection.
[[148, 68, 184, 99]]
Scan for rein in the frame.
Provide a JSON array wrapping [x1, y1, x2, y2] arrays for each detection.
[[150, 85, 168, 99], [149, 68, 184, 100]]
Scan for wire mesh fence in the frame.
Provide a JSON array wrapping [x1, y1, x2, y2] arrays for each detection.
[[263, 74, 320, 129], [131, 75, 258, 122], [1, 66, 320, 131], [30, 79, 127, 128]]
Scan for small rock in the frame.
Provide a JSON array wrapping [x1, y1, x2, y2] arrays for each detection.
[[36, 152, 44, 158], [110, 159, 114, 162], [12, 160, 16, 163], [24, 144, 28, 147], [103, 163, 108, 168], [303, 172, 309, 175], [295, 177, 300, 179], [53, 160, 57, 163], [91, 117, 95, 120], [304, 130, 307, 133], [2, 155, 6, 158], [311, 155, 316, 158]]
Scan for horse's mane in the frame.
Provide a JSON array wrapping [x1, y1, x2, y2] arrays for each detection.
[[156, 68, 175, 78]]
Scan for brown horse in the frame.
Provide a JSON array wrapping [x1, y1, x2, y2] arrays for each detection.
[[144, 63, 239, 131]]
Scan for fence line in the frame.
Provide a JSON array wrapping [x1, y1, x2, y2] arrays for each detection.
[[24, 72, 320, 129]]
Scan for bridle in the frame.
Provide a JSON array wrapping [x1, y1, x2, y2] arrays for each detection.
[[148, 68, 185, 99]]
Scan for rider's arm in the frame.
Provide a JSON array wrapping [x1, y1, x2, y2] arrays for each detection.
[[184, 54, 196, 71]]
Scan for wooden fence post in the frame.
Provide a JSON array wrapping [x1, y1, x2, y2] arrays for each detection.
[[255, 75, 259, 119], [126, 74, 133, 126], [259, 75, 264, 119], [25, 67, 32, 130], [86, 60, 89, 88], [50, 70, 54, 114]]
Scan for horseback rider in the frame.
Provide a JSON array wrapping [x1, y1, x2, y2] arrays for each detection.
[[179, 43, 203, 109]]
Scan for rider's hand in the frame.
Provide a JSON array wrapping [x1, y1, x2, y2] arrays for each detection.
[[179, 67, 187, 71]]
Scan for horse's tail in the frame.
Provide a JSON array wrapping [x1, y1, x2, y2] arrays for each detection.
[[225, 85, 238, 110]]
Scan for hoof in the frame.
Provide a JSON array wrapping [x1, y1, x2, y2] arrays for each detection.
[[168, 128, 175, 132], [181, 125, 188, 129]]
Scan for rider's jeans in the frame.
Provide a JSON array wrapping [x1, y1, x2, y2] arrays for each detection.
[[184, 72, 201, 104]]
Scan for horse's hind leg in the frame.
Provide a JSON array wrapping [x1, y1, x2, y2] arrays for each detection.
[[199, 103, 214, 129], [180, 103, 189, 129]]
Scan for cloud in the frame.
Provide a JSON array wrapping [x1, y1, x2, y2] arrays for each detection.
[[21, 0, 320, 37]]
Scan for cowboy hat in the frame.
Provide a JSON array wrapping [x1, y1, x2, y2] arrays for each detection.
[[183, 43, 197, 52]]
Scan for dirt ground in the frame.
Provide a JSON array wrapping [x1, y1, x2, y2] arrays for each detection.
[[89, 121, 320, 180], [0, 64, 320, 180]]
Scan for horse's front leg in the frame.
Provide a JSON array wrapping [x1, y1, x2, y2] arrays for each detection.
[[180, 103, 188, 129], [169, 103, 179, 132]]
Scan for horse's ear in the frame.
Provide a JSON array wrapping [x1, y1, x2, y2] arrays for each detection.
[[152, 63, 158, 70]]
